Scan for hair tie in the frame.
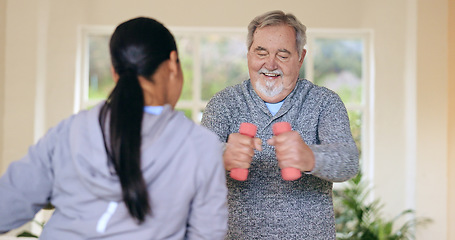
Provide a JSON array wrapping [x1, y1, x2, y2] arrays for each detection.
[[117, 67, 137, 78]]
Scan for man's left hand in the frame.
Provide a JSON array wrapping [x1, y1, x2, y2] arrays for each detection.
[[267, 131, 315, 172]]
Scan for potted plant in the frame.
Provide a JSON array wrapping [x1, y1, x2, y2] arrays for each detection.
[[334, 172, 431, 240]]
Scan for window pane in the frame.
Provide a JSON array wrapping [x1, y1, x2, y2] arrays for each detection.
[[313, 38, 363, 105], [348, 110, 362, 156], [88, 35, 113, 100], [200, 34, 248, 100], [175, 36, 194, 101], [299, 64, 306, 79]]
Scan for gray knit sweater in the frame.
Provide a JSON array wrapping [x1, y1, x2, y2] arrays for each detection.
[[201, 79, 359, 239]]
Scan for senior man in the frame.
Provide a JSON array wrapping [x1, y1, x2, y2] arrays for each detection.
[[201, 10, 359, 239]]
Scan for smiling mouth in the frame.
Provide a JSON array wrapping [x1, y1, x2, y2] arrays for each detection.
[[262, 72, 281, 77]]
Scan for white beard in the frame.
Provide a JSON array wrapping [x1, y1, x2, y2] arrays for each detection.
[[255, 79, 284, 98]]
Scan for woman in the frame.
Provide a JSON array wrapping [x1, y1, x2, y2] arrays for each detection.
[[0, 17, 228, 239]]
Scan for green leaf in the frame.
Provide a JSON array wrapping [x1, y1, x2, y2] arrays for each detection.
[[335, 171, 432, 240]]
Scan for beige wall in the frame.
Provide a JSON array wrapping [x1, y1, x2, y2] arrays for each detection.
[[0, 0, 453, 239], [0, 0, 6, 174], [2, 0, 41, 174], [82, 0, 365, 28], [448, 0, 455, 239], [1, 0, 88, 174], [416, 0, 449, 239], [361, 0, 409, 217], [43, 0, 87, 129]]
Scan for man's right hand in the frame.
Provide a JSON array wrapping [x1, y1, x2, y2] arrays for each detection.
[[223, 133, 262, 171]]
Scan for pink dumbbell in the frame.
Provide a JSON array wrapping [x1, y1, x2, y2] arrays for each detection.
[[230, 122, 257, 181], [272, 122, 302, 181]]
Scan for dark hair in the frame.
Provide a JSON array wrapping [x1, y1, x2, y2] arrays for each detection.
[[99, 17, 177, 223]]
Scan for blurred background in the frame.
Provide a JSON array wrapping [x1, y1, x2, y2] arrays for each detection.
[[0, 0, 454, 239]]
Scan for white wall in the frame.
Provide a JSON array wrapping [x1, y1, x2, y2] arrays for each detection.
[[0, 0, 452, 239]]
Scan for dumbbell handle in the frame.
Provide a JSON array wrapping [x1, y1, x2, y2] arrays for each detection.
[[273, 122, 302, 181], [230, 122, 257, 181]]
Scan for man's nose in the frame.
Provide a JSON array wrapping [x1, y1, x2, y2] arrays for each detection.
[[264, 55, 278, 70]]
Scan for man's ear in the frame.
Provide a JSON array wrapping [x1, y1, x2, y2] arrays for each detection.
[[111, 66, 119, 83], [299, 49, 307, 63]]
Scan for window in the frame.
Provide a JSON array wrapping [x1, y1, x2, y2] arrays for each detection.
[[77, 27, 373, 181], [170, 27, 248, 121], [75, 25, 114, 111], [76, 26, 248, 121]]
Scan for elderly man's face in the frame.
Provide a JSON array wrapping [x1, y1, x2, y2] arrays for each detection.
[[247, 24, 305, 103]]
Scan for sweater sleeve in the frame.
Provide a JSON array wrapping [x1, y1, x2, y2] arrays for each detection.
[[307, 92, 359, 182], [185, 131, 228, 240], [0, 119, 68, 233]]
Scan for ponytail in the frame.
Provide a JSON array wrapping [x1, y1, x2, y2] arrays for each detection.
[[99, 71, 150, 223], [101, 16, 178, 223]]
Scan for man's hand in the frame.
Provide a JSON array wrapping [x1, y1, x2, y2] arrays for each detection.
[[223, 133, 262, 171], [267, 131, 315, 172]]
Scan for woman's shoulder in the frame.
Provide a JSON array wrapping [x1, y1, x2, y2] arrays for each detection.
[[179, 115, 221, 146], [167, 113, 223, 164]]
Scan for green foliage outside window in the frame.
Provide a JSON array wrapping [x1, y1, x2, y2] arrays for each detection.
[[88, 35, 112, 100], [199, 35, 248, 100], [348, 110, 363, 156], [314, 38, 363, 105], [175, 36, 194, 101]]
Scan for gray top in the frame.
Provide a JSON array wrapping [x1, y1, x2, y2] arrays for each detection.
[[201, 79, 359, 239], [0, 103, 228, 240]]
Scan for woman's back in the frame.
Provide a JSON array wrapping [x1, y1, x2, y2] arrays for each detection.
[[0, 103, 227, 239], [0, 17, 228, 239]]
